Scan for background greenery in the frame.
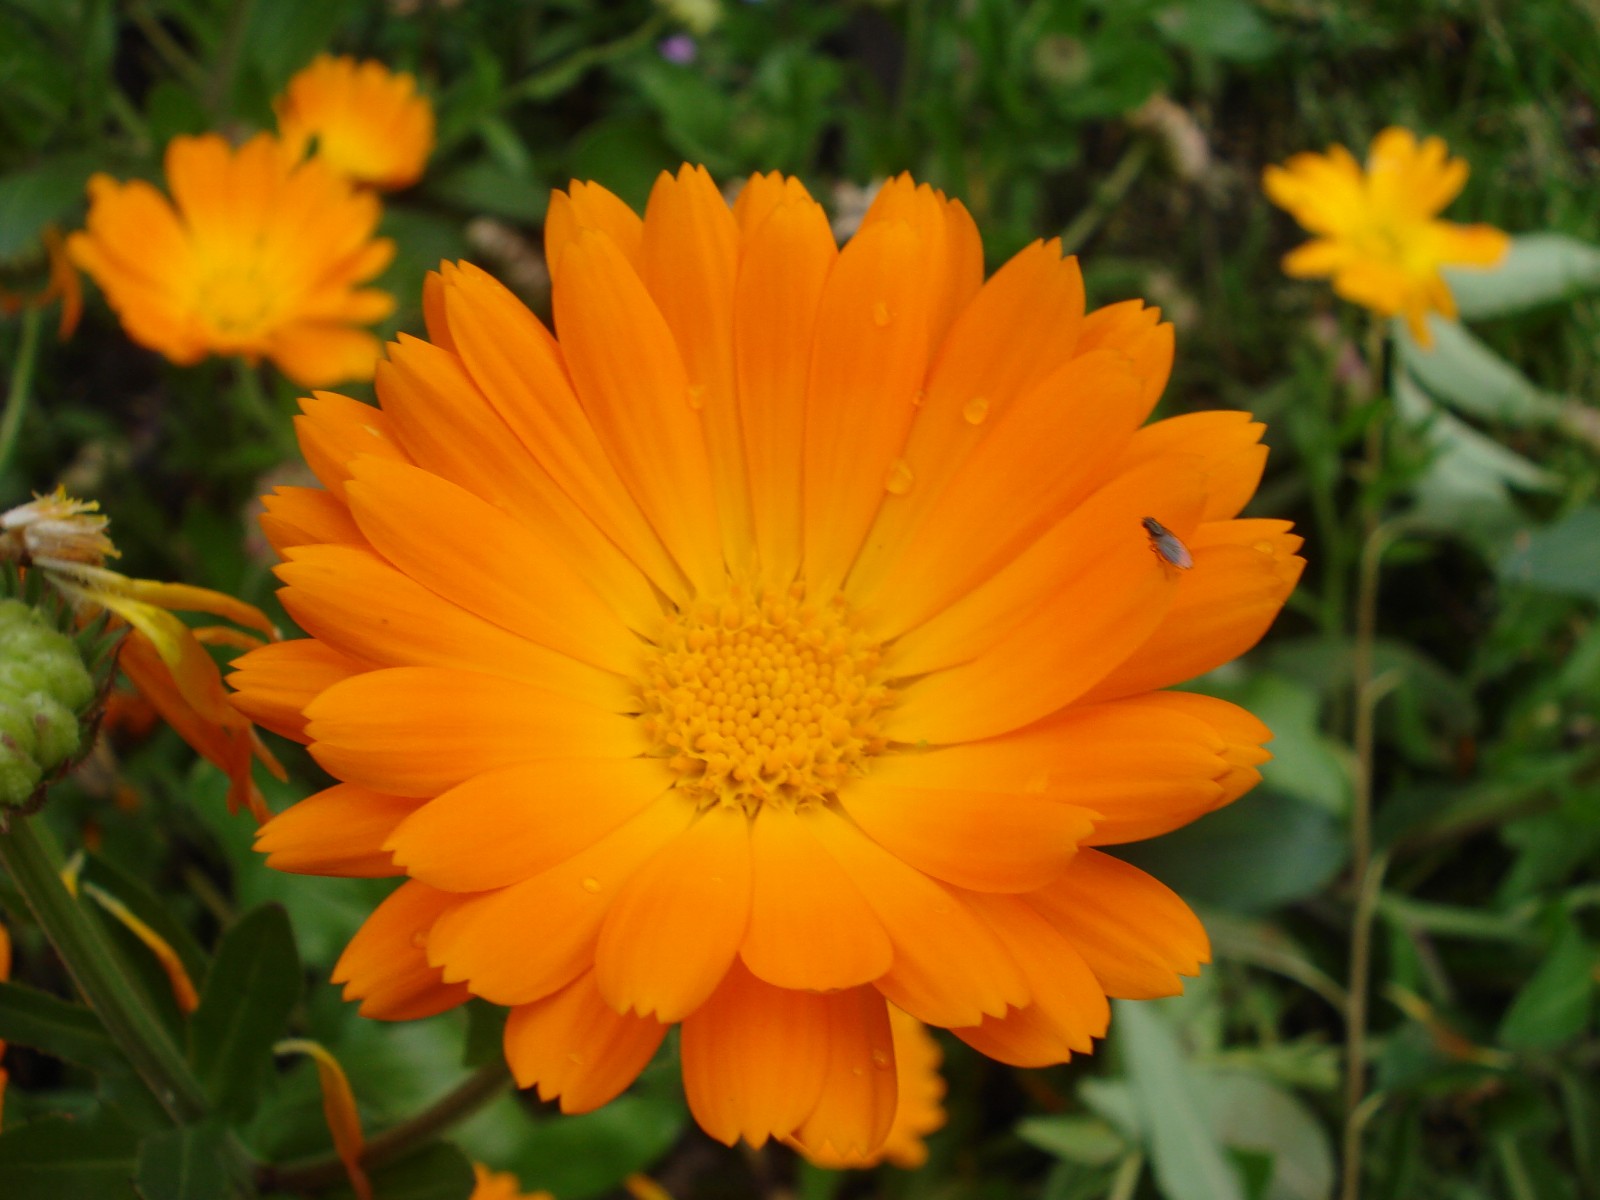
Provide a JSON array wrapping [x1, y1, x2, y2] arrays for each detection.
[[2, 1, 1599, 1198]]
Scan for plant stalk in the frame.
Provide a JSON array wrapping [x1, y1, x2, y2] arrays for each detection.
[[1, 305, 44, 480]]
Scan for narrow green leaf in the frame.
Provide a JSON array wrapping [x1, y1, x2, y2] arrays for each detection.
[[80, 854, 209, 986], [1498, 507, 1600, 602], [1498, 920, 1596, 1050], [1444, 234, 1600, 319], [134, 1124, 231, 1200], [1401, 318, 1567, 427], [1116, 1001, 1246, 1200], [0, 979, 119, 1070], [1017, 1114, 1130, 1165], [186, 903, 301, 1119], [0, 1115, 139, 1199]]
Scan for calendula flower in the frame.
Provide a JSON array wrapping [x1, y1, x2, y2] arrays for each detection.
[[793, 1005, 945, 1169], [67, 133, 394, 387], [233, 166, 1301, 1156], [3, 490, 281, 820], [1263, 127, 1509, 346], [275, 55, 435, 191], [0, 920, 11, 1124], [470, 1164, 551, 1200]]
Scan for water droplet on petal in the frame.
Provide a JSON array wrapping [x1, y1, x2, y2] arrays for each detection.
[[582, 877, 602, 893], [872, 301, 890, 327], [962, 395, 990, 425], [686, 383, 706, 410], [871, 1050, 891, 1070], [884, 458, 914, 495]]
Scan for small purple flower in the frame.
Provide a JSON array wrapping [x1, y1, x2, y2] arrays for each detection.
[[658, 34, 697, 65]]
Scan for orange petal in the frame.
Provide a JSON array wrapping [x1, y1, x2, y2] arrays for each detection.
[[227, 637, 370, 743], [740, 804, 892, 991], [594, 804, 752, 1021], [552, 229, 724, 593], [639, 166, 751, 557], [680, 958, 830, 1147], [259, 486, 363, 555], [386, 759, 673, 891], [332, 881, 474, 1020], [733, 190, 837, 580], [255, 782, 422, 877], [343, 455, 642, 674], [426, 797, 694, 1005], [295, 391, 411, 502], [805, 808, 1027, 1026], [546, 180, 644, 274], [277, 544, 633, 712], [1081, 518, 1305, 702], [433, 263, 686, 616], [1110, 410, 1269, 522], [791, 985, 898, 1159], [845, 240, 1085, 601], [304, 667, 647, 797], [857, 174, 984, 348], [503, 970, 668, 1113], [800, 218, 935, 597], [950, 893, 1108, 1066], [273, 1038, 373, 1200], [840, 774, 1094, 892], [1028, 849, 1208, 999]]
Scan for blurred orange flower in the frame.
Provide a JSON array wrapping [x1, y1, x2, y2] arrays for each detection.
[[233, 166, 1299, 1157], [276, 55, 434, 191], [1263, 127, 1508, 346], [0, 226, 82, 339], [67, 133, 394, 386], [470, 1164, 552, 1200]]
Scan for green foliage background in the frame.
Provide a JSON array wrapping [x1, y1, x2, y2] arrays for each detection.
[[2, 1, 1599, 1198]]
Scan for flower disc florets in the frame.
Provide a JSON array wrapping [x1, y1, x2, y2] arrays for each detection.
[[640, 581, 891, 813]]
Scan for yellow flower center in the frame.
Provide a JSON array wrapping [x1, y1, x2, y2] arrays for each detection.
[[195, 267, 279, 337], [638, 581, 893, 814]]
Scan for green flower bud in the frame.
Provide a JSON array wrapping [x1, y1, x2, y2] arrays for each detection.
[[0, 597, 97, 809]]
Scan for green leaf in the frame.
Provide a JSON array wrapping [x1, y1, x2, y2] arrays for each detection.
[[187, 903, 301, 1119], [80, 854, 208, 987], [1156, 0, 1278, 62], [1498, 920, 1596, 1051], [0, 155, 98, 262], [1017, 1114, 1130, 1165], [1114, 789, 1346, 912], [1117, 1001, 1247, 1200], [1444, 234, 1600, 319], [1399, 319, 1567, 428], [1231, 675, 1350, 816], [0, 1115, 139, 1199], [425, 161, 549, 224], [1497, 507, 1600, 602], [0, 980, 119, 1071], [134, 1124, 231, 1200], [1202, 1073, 1334, 1200], [486, 1092, 687, 1199]]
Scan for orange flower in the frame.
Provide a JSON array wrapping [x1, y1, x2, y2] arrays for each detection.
[[792, 1005, 945, 1169], [67, 133, 395, 386], [1263, 127, 1508, 346], [0, 919, 10, 1125], [276, 55, 435, 191], [3, 490, 282, 820], [232, 167, 1301, 1156], [470, 1164, 552, 1200]]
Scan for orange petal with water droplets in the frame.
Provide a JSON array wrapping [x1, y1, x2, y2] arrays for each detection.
[[332, 881, 473, 1020], [503, 969, 668, 1113], [791, 985, 898, 1160]]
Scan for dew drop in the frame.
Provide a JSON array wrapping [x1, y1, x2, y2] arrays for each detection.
[[686, 383, 706, 410], [851, 1066, 866, 1078], [872, 301, 890, 327], [911, 388, 927, 407], [884, 458, 914, 495], [871, 1050, 891, 1070], [582, 877, 602, 893], [962, 395, 990, 425]]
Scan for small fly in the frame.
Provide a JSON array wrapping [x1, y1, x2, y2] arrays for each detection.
[[1142, 516, 1193, 570]]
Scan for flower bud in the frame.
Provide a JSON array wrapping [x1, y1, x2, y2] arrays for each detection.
[[0, 598, 97, 809]]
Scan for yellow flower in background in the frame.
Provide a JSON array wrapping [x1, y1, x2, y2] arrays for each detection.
[[276, 55, 435, 191], [1263, 127, 1509, 346], [2, 490, 282, 820], [67, 133, 395, 387], [232, 166, 1300, 1156]]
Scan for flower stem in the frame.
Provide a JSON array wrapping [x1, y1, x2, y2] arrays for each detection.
[[0, 813, 209, 1122], [1059, 138, 1153, 255], [0, 305, 44, 481], [259, 1059, 512, 1193]]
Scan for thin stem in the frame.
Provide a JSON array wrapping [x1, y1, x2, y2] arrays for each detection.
[[260, 1059, 512, 1193], [0, 814, 209, 1122], [1107, 1151, 1145, 1200], [504, 14, 666, 106], [1060, 138, 1153, 255], [1339, 315, 1393, 1200], [205, 0, 256, 118], [1, 305, 44, 480], [231, 360, 294, 456]]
